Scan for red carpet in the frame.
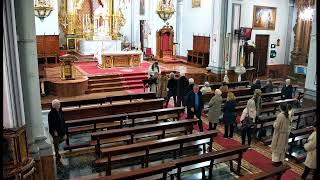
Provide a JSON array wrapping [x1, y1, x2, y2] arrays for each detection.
[[74, 61, 168, 76], [166, 101, 299, 179]]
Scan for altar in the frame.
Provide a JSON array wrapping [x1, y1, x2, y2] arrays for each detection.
[[99, 51, 143, 68], [79, 40, 121, 55]]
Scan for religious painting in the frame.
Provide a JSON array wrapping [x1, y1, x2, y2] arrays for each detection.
[[252, 6, 277, 30], [192, 0, 201, 8], [140, 0, 145, 15]]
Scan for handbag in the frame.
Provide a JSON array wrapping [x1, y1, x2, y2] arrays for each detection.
[[241, 112, 255, 130]]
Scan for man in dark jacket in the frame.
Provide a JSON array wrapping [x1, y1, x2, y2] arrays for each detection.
[[185, 84, 204, 132], [176, 72, 189, 107], [48, 99, 66, 159], [281, 79, 293, 99], [250, 79, 261, 93], [165, 72, 177, 107]]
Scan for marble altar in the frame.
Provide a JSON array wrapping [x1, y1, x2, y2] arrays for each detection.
[[99, 50, 143, 68], [79, 39, 121, 55]]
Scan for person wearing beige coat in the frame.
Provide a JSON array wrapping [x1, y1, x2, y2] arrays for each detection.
[[301, 126, 317, 179], [207, 89, 222, 130]]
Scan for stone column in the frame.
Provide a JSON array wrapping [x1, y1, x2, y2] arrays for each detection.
[[175, 0, 183, 56], [14, 0, 51, 153], [208, 0, 228, 78], [304, 10, 316, 100]]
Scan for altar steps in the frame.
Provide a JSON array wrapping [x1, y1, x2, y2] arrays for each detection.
[[88, 80, 144, 89], [88, 75, 147, 84], [86, 84, 144, 93]]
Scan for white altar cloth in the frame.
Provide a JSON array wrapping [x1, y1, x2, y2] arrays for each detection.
[[79, 39, 121, 55]]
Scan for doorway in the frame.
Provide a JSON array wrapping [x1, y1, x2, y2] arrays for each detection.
[[255, 35, 269, 76]]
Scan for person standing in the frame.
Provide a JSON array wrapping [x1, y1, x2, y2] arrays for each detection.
[[147, 61, 161, 93], [200, 81, 212, 95], [165, 72, 177, 107], [301, 123, 317, 179], [250, 79, 261, 93], [263, 78, 274, 93], [271, 103, 291, 167], [207, 89, 222, 130], [223, 92, 237, 138], [48, 99, 66, 160], [240, 99, 257, 146], [186, 78, 195, 95], [281, 79, 293, 99], [252, 89, 262, 116], [219, 82, 229, 94], [176, 72, 189, 107], [185, 85, 204, 132]]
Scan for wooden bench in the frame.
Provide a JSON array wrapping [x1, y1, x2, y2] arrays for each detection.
[[64, 107, 185, 150], [96, 131, 218, 175], [237, 164, 290, 180], [199, 81, 250, 90], [98, 145, 249, 180], [41, 92, 156, 109], [92, 119, 197, 157], [63, 98, 165, 121], [202, 88, 253, 103]]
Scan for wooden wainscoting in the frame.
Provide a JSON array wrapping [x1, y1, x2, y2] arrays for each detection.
[[266, 64, 290, 79]]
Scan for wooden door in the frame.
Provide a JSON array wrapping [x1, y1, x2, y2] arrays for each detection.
[[254, 35, 269, 76]]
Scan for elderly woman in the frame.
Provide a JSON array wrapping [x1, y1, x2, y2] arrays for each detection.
[[200, 81, 212, 95], [186, 78, 195, 95], [207, 89, 223, 130], [240, 99, 257, 146], [281, 79, 293, 99], [301, 123, 317, 179], [271, 103, 290, 166], [148, 62, 161, 93], [253, 89, 262, 116], [263, 78, 274, 93], [48, 99, 66, 160], [223, 92, 237, 138]]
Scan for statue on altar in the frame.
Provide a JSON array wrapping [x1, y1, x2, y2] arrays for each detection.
[[93, 0, 111, 40]]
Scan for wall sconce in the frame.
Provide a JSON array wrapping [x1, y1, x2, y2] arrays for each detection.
[[277, 38, 280, 46]]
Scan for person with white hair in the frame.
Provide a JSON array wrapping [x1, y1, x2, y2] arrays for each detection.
[[281, 78, 293, 99], [186, 78, 195, 95], [176, 72, 189, 107], [165, 72, 177, 107], [240, 98, 257, 146], [185, 84, 204, 132], [207, 89, 222, 130], [200, 81, 212, 95], [48, 99, 66, 160]]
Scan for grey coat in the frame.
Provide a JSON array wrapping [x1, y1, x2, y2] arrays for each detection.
[[207, 95, 222, 123]]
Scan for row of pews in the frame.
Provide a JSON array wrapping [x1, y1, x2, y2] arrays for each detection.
[[55, 81, 311, 179]]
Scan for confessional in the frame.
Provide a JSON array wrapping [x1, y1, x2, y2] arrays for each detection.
[[156, 26, 174, 59], [187, 35, 210, 67]]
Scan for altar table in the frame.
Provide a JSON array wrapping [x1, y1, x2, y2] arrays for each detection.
[[99, 51, 143, 68], [79, 39, 121, 55]]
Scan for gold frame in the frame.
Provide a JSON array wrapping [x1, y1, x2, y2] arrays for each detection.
[[192, 0, 201, 8], [252, 5, 277, 30]]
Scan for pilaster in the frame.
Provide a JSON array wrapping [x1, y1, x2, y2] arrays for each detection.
[[14, 0, 51, 153]]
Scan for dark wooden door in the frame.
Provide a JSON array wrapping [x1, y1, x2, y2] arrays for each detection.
[[254, 35, 269, 76]]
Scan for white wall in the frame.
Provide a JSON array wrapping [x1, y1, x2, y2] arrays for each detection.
[[35, 0, 59, 35], [179, 0, 213, 56], [239, 0, 290, 65]]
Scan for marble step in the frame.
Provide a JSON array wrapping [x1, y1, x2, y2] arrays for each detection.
[[88, 80, 143, 89], [88, 72, 147, 80], [86, 84, 144, 94], [88, 75, 147, 84]]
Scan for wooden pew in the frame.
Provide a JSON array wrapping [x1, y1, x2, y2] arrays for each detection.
[[98, 145, 249, 180], [202, 88, 253, 102], [92, 119, 197, 157], [173, 145, 249, 179], [96, 131, 218, 175], [64, 107, 185, 150], [237, 164, 290, 180], [63, 98, 165, 120], [41, 92, 156, 109], [199, 81, 250, 90]]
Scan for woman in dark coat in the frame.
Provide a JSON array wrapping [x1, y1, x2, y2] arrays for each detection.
[[250, 79, 261, 93], [48, 99, 66, 159], [281, 79, 293, 99], [263, 79, 274, 93], [165, 72, 177, 107], [223, 92, 237, 138], [176, 72, 189, 107]]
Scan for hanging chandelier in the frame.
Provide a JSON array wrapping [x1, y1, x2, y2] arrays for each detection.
[[34, 0, 53, 22], [156, 0, 175, 25]]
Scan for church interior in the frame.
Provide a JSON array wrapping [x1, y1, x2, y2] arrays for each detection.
[[3, 0, 318, 179]]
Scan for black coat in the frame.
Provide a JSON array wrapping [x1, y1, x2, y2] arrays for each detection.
[[186, 84, 194, 95], [223, 101, 237, 125], [263, 83, 273, 93], [250, 83, 261, 93], [281, 85, 293, 99], [184, 91, 204, 112], [167, 78, 177, 95], [177, 76, 189, 96], [48, 107, 66, 137]]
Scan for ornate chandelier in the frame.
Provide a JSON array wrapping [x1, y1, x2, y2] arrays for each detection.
[[34, 0, 53, 21], [156, 0, 175, 25]]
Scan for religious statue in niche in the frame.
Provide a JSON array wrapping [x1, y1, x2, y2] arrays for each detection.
[[192, 0, 201, 8], [252, 5, 277, 30]]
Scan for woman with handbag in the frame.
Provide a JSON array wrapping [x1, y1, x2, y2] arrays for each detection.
[[271, 103, 291, 167], [240, 99, 257, 146]]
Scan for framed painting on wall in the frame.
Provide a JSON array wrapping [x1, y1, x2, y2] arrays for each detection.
[[192, 0, 201, 8], [252, 5, 277, 30]]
